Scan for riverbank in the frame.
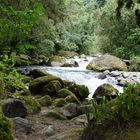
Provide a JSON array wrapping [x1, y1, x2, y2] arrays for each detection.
[[1, 52, 140, 140]]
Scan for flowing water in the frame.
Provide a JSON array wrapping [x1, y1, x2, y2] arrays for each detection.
[[19, 56, 123, 98]]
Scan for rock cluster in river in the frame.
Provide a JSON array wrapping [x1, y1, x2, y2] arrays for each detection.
[[104, 71, 140, 87]]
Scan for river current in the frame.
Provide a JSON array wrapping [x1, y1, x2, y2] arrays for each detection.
[[19, 56, 123, 98]]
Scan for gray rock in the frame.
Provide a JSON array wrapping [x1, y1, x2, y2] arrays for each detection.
[[60, 103, 79, 119], [2, 99, 27, 118], [87, 54, 128, 71], [117, 80, 126, 87], [12, 117, 34, 134], [96, 73, 107, 79], [62, 60, 79, 67], [78, 104, 92, 115], [43, 125, 55, 136]]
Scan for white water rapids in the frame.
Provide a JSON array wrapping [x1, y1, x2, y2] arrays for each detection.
[[19, 56, 123, 99]]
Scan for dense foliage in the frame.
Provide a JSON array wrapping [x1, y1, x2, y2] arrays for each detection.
[[0, 0, 140, 57], [85, 0, 140, 59], [0, 112, 14, 140]]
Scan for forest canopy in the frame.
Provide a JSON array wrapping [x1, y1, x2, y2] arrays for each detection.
[[0, 0, 139, 59]]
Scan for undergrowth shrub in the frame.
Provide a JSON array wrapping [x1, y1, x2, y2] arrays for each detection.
[[0, 112, 14, 140], [83, 83, 140, 140]]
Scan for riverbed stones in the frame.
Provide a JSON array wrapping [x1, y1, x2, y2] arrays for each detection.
[[87, 54, 128, 72], [93, 84, 118, 102], [2, 99, 28, 118], [96, 73, 107, 79], [107, 71, 140, 86]]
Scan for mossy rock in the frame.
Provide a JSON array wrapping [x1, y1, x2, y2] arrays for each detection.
[[45, 111, 67, 120], [93, 84, 118, 102], [29, 69, 49, 78], [43, 80, 62, 96], [58, 50, 78, 58], [29, 75, 63, 95], [53, 98, 67, 107], [47, 55, 66, 67], [0, 113, 14, 140], [38, 95, 52, 107], [64, 81, 89, 100], [0, 78, 5, 98], [87, 54, 128, 72], [65, 95, 81, 105], [57, 89, 75, 98], [20, 96, 41, 114]]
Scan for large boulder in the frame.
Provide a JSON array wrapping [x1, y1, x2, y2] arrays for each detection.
[[60, 103, 79, 119], [87, 54, 128, 72], [47, 56, 66, 67], [57, 88, 75, 98], [38, 95, 52, 107], [93, 84, 118, 102], [43, 80, 62, 96], [62, 60, 79, 67], [65, 95, 81, 105], [2, 99, 28, 118], [53, 98, 67, 107], [29, 75, 63, 95], [29, 68, 49, 78], [64, 81, 89, 100]]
